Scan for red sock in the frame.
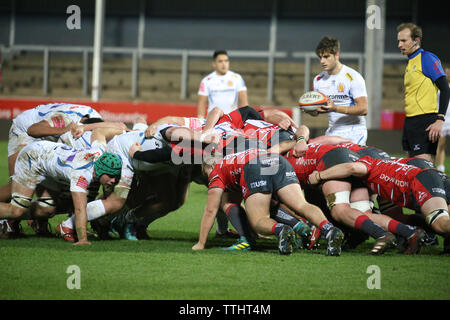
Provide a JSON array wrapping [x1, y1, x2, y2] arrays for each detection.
[[319, 220, 329, 230], [272, 223, 279, 235], [354, 215, 369, 229], [388, 220, 400, 234]]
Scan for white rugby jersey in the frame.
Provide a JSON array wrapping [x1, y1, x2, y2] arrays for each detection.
[[313, 64, 367, 131], [12, 103, 101, 140], [198, 70, 247, 114], [26, 140, 105, 193], [106, 131, 169, 187]]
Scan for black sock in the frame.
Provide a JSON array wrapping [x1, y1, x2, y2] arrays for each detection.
[[355, 215, 386, 239], [226, 205, 253, 239], [273, 223, 287, 238], [270, 207, 299, 228], [320, 221, 334, 238], [388, 220, 416, 239]]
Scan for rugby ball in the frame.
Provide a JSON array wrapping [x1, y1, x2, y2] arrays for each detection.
[[298, 91, 328, 113]]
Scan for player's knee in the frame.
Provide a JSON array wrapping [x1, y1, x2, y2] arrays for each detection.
[[427, 209, 450, 234], [325, 191, 350, 210], [11, 193, 32, 212]]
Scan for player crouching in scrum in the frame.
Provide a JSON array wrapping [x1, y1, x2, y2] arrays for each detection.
[[192, 148, 345, 256], [308, 156, 450, 254], [0, 129, 122, 245]]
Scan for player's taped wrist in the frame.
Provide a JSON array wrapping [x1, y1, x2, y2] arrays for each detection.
[[315, 171, 322, 182]]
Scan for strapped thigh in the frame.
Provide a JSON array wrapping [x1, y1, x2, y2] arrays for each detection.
[[11, 192, 32, 209]]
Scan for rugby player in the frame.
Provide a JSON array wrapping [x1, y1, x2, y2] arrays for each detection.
[[193, 148, 345, 256], [309, 156, 450, 253], [0, 127, 122, 245], [284, 143, 424, 254], [311, 36, 369, 145], [197, 50, 248, 118], [0, 102, 110, 236]]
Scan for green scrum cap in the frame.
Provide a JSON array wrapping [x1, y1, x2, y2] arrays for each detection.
[[94, 153, 122, 178]]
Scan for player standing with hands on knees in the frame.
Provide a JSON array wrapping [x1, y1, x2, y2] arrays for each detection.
[[397, 23, 450, 162], [310, 36, 369, 145]]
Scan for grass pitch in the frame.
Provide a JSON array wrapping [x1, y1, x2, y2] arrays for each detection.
[[0, 141, 449, 301]]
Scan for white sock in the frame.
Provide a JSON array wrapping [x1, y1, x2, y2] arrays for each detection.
[[63, 200, 106, 229], [437, 165, 445, 172]]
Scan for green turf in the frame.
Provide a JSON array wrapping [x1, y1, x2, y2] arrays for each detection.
[[0, 141, 449, 300]]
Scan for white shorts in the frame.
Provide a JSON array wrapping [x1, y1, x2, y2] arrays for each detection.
[[12, 143, 47, 190], [326, 126, 368, 146], [8, 124, 35, 157]]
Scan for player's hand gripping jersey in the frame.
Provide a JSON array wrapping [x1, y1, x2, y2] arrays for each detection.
[[285, 143, 359, 185]]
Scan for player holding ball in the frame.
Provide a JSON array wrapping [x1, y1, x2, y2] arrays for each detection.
[[307, 36, 369, 145]]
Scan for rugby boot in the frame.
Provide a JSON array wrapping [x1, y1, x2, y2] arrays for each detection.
[[135, 223, 151, 240], [306, 225, 321, 249], [401, 228, 426, 254], [123, 222, 138, 241], [278, 225, 295, 255], [28, 219, 53, 237], [90, 218, 114, 240], [293, 220, 312, 249], [0, 220, 8, 239], [56, 222, 75, 242], [222, 236, 252, 252], [369, 232, 397, 255], [422, 230, 439, 246], [6, 220, 26, 238], [325, 226, 345, 256]]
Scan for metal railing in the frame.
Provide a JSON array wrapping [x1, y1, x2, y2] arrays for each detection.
[[0, 44, 406, 101]]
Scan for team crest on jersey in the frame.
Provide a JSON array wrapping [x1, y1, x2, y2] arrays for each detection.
[[83, 152, 101, 161], [345, 73, 354, 82], [228, 81, 233, 87], [76, 176, 89, 190], [337, 83, 345, 92]]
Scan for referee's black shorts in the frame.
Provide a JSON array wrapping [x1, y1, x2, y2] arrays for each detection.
[[402, 113, 439, 156]]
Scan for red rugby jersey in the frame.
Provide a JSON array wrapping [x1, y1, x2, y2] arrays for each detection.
[[357, 156, 429, 208], [285, 143, 338, 185], [208, 149, 272, 196]]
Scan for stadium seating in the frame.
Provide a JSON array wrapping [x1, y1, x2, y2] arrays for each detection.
[[0, 52, 407, 128]]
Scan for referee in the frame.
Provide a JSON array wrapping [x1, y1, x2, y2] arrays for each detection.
[[397, 22, 450, 162]]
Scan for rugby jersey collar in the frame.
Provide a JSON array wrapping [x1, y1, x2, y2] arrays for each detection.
[[408, 48, 424, 60]]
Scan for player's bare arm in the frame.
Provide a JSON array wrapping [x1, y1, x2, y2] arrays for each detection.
[[197, 95, 209, 119], [71, 191, 91, 245], [309, 162, 368, 185], [237, 90, 248, 108], [145, 116, 185, 138], [192, 187, 223, 250], [202, 107, 224, 133], [262, 109, 298, 130], [27, 119, 76, 138]]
